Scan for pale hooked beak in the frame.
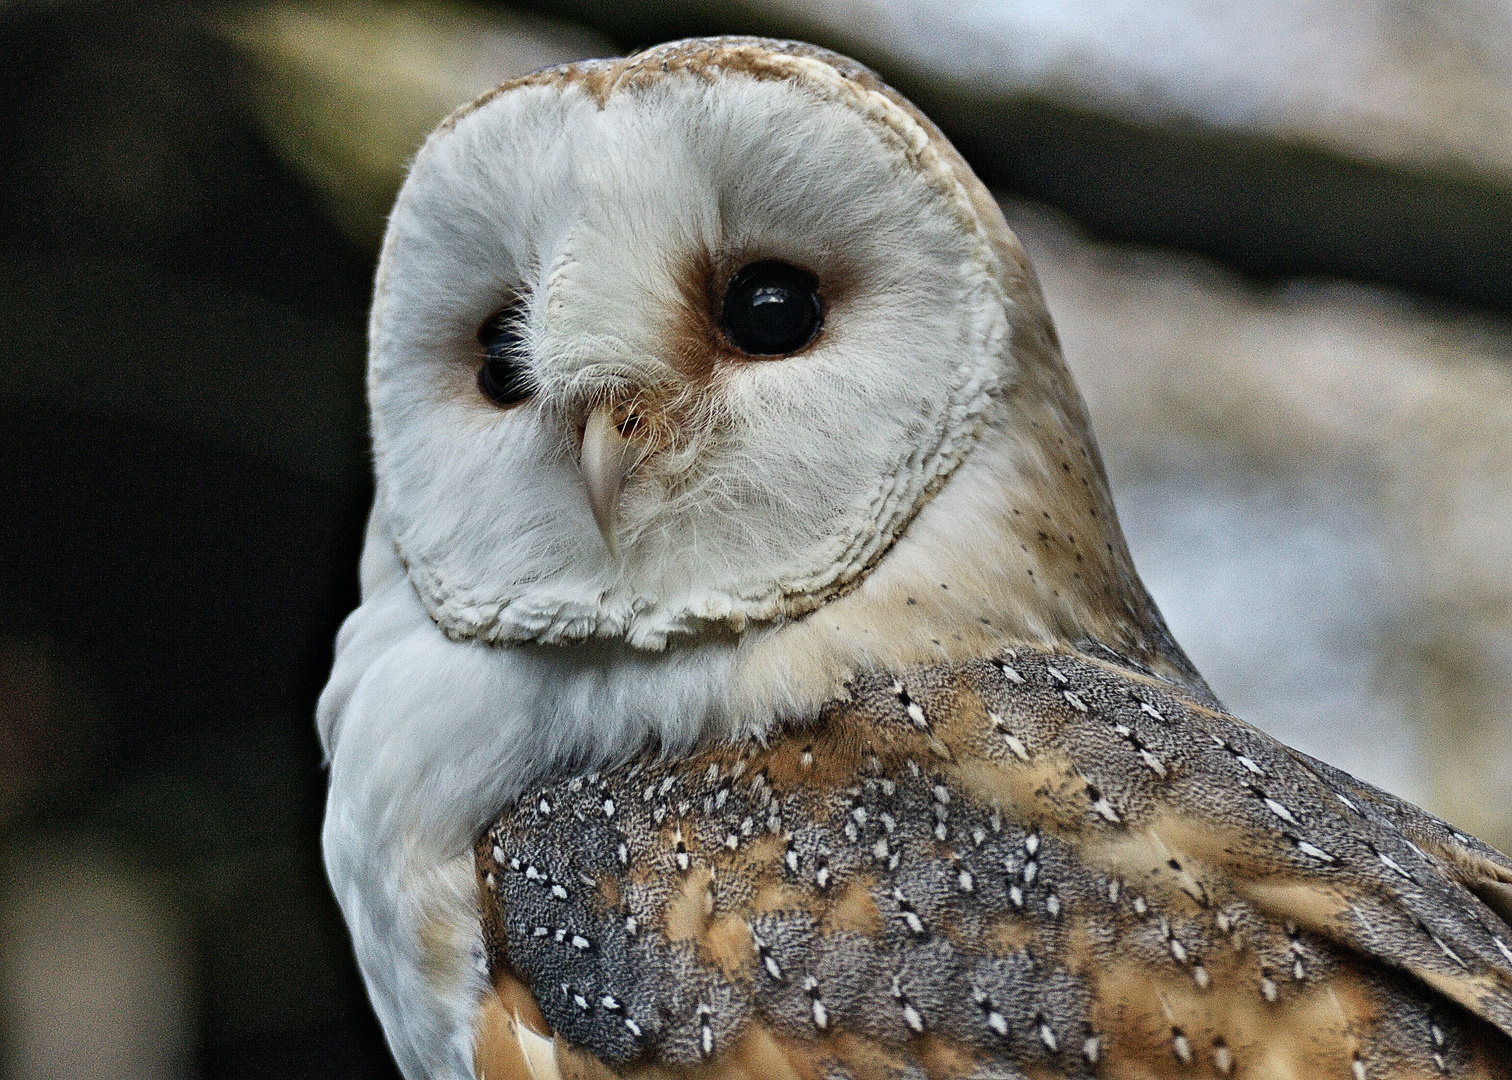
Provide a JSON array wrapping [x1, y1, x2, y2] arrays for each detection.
[[580, 402, 644, 557]]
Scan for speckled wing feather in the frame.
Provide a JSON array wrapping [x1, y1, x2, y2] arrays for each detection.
[[477, 647, 1512, 1078]]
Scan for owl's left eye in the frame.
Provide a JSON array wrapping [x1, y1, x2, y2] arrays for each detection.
[[720, 260, 823, 357], [477, 306, 535, 408]]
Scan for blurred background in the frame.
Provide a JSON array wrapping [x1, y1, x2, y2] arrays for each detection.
[[2, 0, 1511, 1075]]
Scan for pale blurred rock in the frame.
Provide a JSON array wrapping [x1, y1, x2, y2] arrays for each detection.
[[238, 0, 1512, 193], [0, 852, 194, 1080], [227, 0, 615, 246], [611, 0, 1512, 188], [1004, 198, 1512, 847], [511, 0, 1512, 308]]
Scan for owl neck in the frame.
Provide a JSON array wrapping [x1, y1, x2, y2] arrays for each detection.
[[319, 358, 1211, 866], [732, 349, 1217, 715]]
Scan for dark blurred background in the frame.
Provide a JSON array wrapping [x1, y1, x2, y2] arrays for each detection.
[[3, 1, 1511, 1076]]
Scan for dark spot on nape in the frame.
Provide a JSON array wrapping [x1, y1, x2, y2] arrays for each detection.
[[980, 617, 992, 625], [1042, 512, 1051, 519], [906, 596, 917, 605], [1067, 534, 1076, 544], [1026, 569, 1034, 577], [940, 583, 949, 590], [1061, 462, 1071, 471], [1168, 859, 1182, 871], [931, 639, 941, 646], [1038, 532, 1049, 541], [1012, 508, 1021, 516]]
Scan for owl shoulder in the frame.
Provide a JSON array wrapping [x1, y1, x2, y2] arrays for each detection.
[[476, 646, 1512, 1077]]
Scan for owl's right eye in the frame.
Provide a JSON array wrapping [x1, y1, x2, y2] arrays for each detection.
[[476, 306, 535, 407]]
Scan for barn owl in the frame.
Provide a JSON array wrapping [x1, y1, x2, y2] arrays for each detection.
[[318, 36, 1512, 1080]]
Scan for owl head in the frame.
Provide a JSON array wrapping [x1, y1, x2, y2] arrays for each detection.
[[369, 37, 1192, 681]]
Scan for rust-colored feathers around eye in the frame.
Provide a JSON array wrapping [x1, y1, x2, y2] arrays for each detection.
[[473, 646, 1512, 1080]]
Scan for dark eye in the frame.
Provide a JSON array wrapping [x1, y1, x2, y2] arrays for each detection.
[[476, 305, 535, 407], [720, 260, 823, 357]]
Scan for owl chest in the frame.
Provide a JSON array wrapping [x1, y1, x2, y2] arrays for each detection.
[[474, 659, 1148, 1075]]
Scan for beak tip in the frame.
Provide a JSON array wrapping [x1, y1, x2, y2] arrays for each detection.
[[597, 523, 620, 559], [581, 402, 639, 561]]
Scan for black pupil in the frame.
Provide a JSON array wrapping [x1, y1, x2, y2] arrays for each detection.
[[721, 260, 822, 356], [477, 307, 534, 406]]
